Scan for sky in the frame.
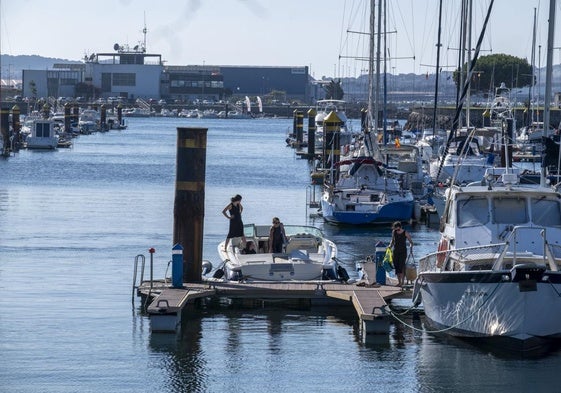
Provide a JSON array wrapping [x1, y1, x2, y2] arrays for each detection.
[[1, 0, 560, 79]]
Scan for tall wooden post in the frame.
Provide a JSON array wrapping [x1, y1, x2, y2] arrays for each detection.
[[73, 104, 80, 124], [295, 110, 304, 146], [1, 106, 9, 154], [173, 127, 207, 283], [307, 108, 316, 159], [12, 105, 21, 151], [64, 103, 72, 135], [323, 111, 341, 184], [100, 105, 107, 131]]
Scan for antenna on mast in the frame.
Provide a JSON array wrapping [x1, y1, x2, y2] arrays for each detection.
[[142, 12, 148, 53]]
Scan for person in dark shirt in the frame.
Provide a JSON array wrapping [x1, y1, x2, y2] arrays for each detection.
[[268, 217, 287, 253], [389, 221, 413, 287], [242, 241, 257, 254], [222, 194, 245, 250]]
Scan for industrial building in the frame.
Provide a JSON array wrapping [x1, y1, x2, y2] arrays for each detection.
[[21, 44, 315, 104]]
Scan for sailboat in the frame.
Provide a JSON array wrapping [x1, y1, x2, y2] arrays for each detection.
[[429, 0, 496, 186], [319, 0, 414, 225], [413, 0, 561, 355]]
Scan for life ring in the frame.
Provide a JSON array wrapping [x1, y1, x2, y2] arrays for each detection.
[[436, 238, 449, 268]]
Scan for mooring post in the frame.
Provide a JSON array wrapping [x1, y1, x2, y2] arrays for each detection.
[[100, 104, 107, 131], [173, 127, 207, 283], [12, 105, 21, 151], [323, 111, 341, 182], [295, 110, 304, 146], [0, 106, 9, 154], [64, 103, 71, 136], [307, 108, 316, 159]]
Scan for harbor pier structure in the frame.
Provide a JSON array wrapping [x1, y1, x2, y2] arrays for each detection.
[[135, 126, 408, 342]]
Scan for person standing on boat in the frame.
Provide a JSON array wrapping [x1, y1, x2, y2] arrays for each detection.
[[269, 217, 287, 253], [222, 194, 245, 250], [389, 221, 413, 287]]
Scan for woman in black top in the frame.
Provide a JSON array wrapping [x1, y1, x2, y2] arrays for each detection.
[[269, 217, 287, 253], [222, 194, 245, 250], [389, 221, 413, 286]]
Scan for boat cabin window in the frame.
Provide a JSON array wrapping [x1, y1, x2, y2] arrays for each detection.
[[492, 197, 527, 224], [531, 198, 561, 227], [36, 122, 51, 137], [457, 197, 488, 227]]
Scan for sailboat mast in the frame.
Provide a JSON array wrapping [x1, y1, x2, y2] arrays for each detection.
[[456, 0, 468, 132], [542, 0, 556, 186], [375, 0, 382, 136], [431, 0, 443, 136], [367, 0, 375, 134], [465, 0, 473, 128], [383, 0, 388, 144], [529, 8, 537, 126]]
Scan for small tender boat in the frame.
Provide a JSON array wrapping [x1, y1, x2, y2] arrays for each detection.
[[216, 223, 344, 282], [26, 119, 59, 150]]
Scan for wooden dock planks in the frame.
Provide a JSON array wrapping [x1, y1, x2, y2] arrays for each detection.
[[139, 280, 406, 335]]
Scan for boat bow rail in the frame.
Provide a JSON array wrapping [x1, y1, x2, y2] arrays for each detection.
[[420, 226, 561, 272]]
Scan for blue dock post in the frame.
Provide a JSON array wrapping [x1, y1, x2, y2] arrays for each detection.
[[172, 244, 184, 288], [375, 241, 387, 285]]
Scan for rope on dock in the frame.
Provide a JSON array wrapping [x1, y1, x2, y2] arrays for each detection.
[[388, 279, 503, 334]]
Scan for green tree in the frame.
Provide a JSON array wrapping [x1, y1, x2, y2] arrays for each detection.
[[324, 79, 344, 100], [453, 53, 534, 93]]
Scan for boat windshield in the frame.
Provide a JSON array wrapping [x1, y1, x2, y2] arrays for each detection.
[[531, 197, 561, 227], [243, 224, 324, 239], [457, 197, 488, 227], [283, 225, 323, 238], [492, 197, 527, 224]]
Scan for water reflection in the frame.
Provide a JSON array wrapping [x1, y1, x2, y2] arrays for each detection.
[[149, 314, 207, 393]]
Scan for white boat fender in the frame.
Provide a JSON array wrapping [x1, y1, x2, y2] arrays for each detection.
[[337, 265, 350, 282], [202, 260, 213, 275]]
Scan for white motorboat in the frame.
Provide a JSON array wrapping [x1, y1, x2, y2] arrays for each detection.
[[78, 109, 101, 133], [414, 167, 561, 353], [216, 223, 344, 282], [25, 119, 59, 149], [429, 135, 493, 185]]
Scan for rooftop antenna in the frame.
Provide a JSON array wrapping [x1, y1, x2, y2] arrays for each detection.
[[142, 12, 148, 52]]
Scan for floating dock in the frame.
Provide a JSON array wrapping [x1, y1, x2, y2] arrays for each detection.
[[137, 262, 410, 343]]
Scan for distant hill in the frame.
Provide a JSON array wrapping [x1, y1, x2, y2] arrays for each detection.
[[1, 54, 81, 78]]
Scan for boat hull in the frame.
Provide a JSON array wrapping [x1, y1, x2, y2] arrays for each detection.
[[417, 271, 561, 353], [320, 198, 414, 225], [26, 136, 59, 149], [234, 262, 325, 281]]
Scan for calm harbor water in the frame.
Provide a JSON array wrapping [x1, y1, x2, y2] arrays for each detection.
[[1, 116, 559, 393]]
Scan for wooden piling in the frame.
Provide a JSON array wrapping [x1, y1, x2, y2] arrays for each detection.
[[307, 108, 316, 158], [11, 105, 21, 151], [100, 105, 107, 131], [295, 110, 304, 146], [64, 103, 71, 134], [323, 111, 342, 182], [72, 104, 80, 124], [1, 106, 9, 154], [173, 127, 207, 283], [117, 104, 123, 126]]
